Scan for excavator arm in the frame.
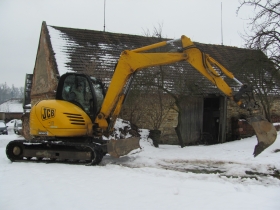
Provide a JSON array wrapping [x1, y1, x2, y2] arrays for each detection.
[[94, 35, 277, 157]]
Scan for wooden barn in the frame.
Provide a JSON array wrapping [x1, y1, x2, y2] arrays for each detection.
[[27, 21, 280, 146]]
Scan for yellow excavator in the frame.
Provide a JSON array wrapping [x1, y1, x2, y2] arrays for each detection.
[[6, 35, 277, 165]]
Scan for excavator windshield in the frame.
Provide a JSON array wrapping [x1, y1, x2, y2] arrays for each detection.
[[56, 73, 105, 120], [60, 75, 90, 113]]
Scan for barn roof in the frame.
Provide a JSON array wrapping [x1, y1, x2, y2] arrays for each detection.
[[43, 21, 279, 96]]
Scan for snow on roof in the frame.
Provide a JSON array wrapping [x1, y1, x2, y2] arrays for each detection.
[[0, 99, 23, 113], [47, 26, 76, 76]]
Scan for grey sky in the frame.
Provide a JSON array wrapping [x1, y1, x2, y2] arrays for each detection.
[[0, 0, 251, 87]]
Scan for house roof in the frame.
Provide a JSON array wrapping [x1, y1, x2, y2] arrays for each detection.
[[0, 99, 23, 113], [44, 21, 279, 96]]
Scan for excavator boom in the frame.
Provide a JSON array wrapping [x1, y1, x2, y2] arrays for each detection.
[[97, 35, 277, 157]]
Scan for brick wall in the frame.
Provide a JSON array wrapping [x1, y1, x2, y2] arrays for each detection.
[[157, 108, 178, 144], [139, 108, 179, 145], [127, 107, 179, 142], [120, 94, 179, 144], [271, 98, 280, 116]]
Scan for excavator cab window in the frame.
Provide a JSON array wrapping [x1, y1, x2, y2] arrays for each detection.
[[61, 75, 91, 113], [56, 73, 105, 120]]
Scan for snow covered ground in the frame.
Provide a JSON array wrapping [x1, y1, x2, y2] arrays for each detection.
[[0, 129, 280, 210]]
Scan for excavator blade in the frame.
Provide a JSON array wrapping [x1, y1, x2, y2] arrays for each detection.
[[107, 137, 140, 158], [247, 115, 277, 157]]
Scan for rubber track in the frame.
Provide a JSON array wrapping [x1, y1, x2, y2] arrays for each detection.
[[6, 140, 105, 166]]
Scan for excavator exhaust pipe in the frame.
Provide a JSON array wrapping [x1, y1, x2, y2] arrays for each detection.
[[107, 137, 141, 158], [247, 115, 277, 157]]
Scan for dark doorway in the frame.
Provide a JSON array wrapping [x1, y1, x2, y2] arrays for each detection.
[[202, 97, 220, 144]]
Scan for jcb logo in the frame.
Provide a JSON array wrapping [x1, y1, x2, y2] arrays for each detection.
[[41, 107, 56, 121]]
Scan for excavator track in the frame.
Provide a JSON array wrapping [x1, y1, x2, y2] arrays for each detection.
[[6, 140, 106, 165]]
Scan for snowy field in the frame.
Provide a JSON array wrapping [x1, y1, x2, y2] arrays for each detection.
[[0, 128, 280, 210]]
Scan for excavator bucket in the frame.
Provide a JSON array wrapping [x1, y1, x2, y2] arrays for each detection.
[[107, 137, 141, 158], [247, 115, 277, 157]]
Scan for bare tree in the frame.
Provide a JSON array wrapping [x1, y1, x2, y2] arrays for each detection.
[[238, 55, 279, 121], [142, 24, 175, 130], [141, 25, 194, 147], [142, 82, 175, 131], [237, 0, 280, 121], [120, 89, 146, 126], [237, 0, 280, 70], [121, 24, 174, 129]]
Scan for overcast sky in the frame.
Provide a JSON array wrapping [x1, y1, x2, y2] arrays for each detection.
[[0, 0, 252, 87]]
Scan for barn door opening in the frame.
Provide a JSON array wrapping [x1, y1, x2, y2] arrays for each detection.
[[202, 97, 221, 144]]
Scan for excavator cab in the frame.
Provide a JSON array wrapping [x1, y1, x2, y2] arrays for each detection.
[[56, 73, 106, 121], [56, 73, 140, 158]]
